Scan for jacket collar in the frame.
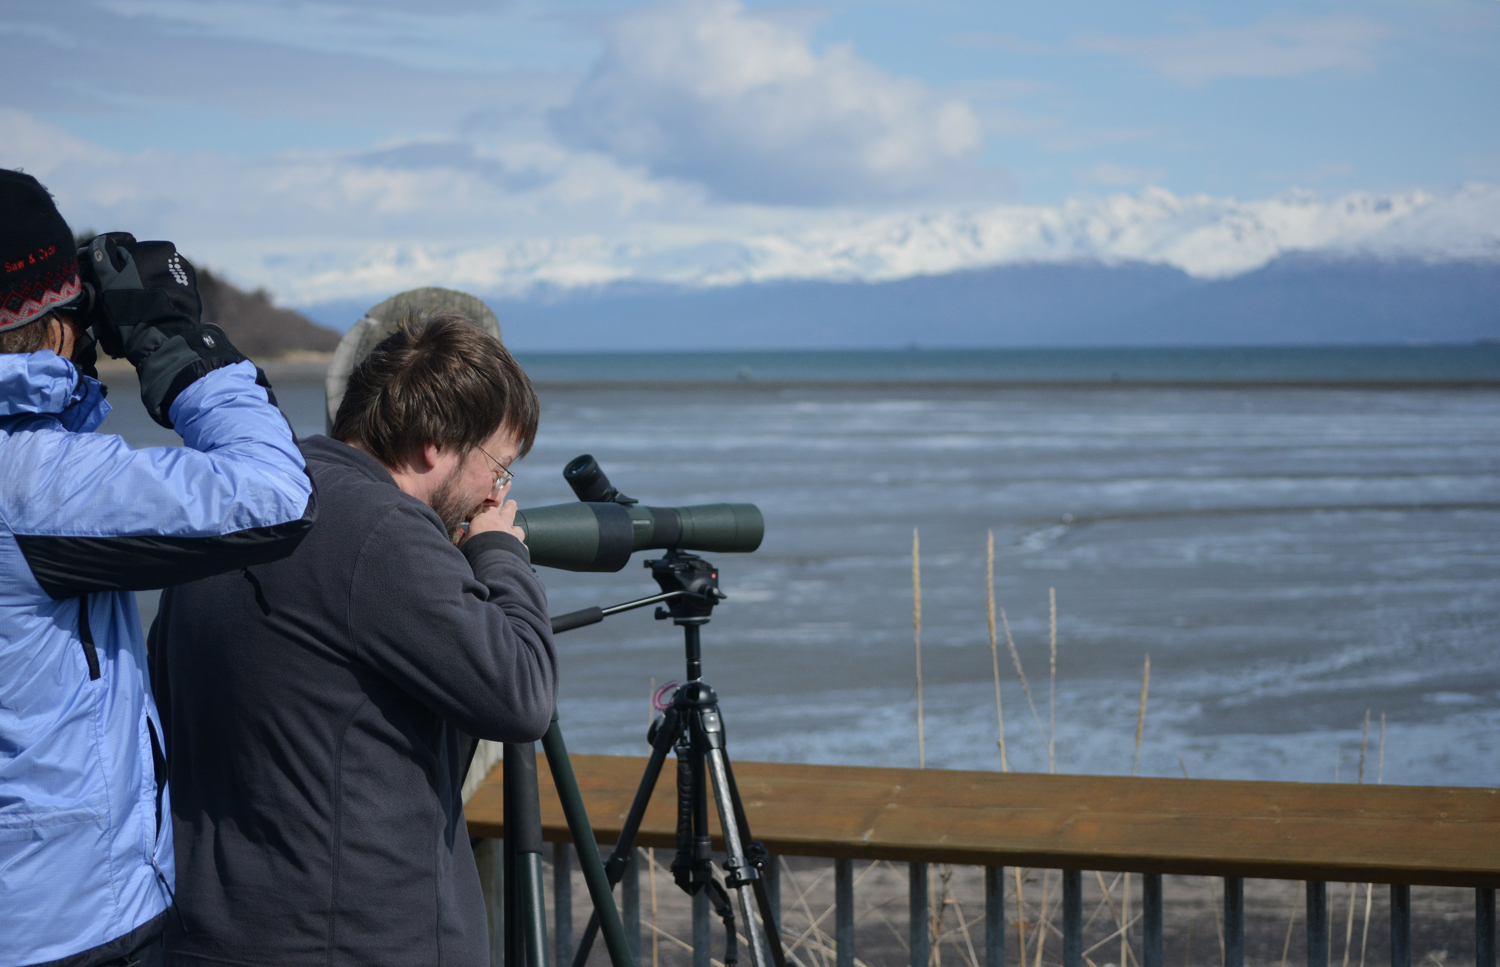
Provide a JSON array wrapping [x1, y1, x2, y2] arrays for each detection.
[[300, 434, 399, 487], [0, 351, 111, 433]]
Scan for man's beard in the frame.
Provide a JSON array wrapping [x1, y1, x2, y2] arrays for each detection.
[[429, 464, 484, 544]]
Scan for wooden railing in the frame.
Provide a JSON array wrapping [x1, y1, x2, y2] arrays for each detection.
[[465, 756, 1500, 967]]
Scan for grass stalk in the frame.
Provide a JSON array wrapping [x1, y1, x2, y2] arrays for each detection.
[[1352, 708, 1373, 967], [1378, 712, 1386, 784], [1014, 867, 1028, 967], [986, 531, 1009, 770], [1358, 709, 1370, 784], [1358, 883, 1373, 967], [1032, 870, 1052, 967], [1133, 655, 1151, 777], [1213, 878, 1226, 967], [1279, 881, 1301, 967], [1001, 609, 1047, 752], [1342, 881, 1358, 967], [1048, 588, 1057, 774], [914, 527, 924, 769]]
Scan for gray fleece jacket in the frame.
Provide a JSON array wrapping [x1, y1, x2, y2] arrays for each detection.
[[152, 434, 556, 967]]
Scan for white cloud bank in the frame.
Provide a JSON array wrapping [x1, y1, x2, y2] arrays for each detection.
[[552, 0, 986, 206], [3, 108, 1496, 306]]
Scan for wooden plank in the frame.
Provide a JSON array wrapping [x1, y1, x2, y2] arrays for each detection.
[[463, 755, 1500, 888]]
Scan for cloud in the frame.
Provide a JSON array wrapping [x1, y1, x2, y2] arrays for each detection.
[[1077, 16, 1391, 85], [2, 0, 571, 139], [551, 0, 987, 205], [5, 109, 1494, 308]]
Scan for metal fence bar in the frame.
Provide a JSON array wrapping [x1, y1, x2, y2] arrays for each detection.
[[1143, 873, 1163, 967], [766, 854, 781, 934], [1062, 870, 1082, 967], [552, 843, 571, 967], [985, 867, 1005, 967], [622, 849, 640, 964], [1479, 888, 1496, 967], [836, 858, 855, 967], [911, 863, 931, 967], [1224, 877, 1245, 967], [1307, 881, 1329, 967], [1390, 885, 1411, 967], [693, 891, 710, 967]]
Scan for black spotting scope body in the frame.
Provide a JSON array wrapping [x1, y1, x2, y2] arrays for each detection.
[[513, 502, 763, 572]]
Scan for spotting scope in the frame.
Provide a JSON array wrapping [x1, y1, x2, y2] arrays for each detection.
[[513, 455, 763, 571]]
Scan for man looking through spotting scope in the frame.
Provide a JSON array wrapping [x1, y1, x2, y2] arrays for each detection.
[[0, 170, 315, 967], [152, 308, 556, 967]]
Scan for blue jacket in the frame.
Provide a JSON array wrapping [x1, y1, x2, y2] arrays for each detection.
[[0, 352, 314, 967]]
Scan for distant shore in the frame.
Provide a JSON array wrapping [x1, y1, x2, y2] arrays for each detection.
[[95, 346, 1500, 389]]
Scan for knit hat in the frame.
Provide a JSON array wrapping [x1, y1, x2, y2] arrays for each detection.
[[1, 170, 81, 332]]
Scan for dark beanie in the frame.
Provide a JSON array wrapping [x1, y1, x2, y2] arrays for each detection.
[[1, 170, 81, 333]]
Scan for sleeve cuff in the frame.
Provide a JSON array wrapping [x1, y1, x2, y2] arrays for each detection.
[[461, 530, 531, 569]]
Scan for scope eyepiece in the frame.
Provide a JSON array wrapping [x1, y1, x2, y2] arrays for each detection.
[[563, 454, 636, 505]]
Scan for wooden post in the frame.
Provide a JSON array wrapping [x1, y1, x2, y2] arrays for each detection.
[[553, 843, 571, 967], [836, 858, 855, 967], [985, 867, 1006, 967], [1224, 877, 1245, 967], [910, 862, 930, 967], [1062, 870, 1082, 967]]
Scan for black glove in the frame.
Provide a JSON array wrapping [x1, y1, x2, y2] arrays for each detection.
[[77, 233, 251, 427]]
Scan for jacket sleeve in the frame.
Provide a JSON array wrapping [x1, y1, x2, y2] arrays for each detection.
[[347, 502, 558, 742], [10, 361, 315, 598]]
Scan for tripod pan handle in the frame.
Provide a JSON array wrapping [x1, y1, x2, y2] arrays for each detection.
[[550, 606, 604, 634]]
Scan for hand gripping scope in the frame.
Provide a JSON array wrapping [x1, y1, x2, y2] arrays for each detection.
[[512, 455, 764, 572]]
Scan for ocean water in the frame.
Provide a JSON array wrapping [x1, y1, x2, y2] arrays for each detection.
[[101, 349, 1500, 787]]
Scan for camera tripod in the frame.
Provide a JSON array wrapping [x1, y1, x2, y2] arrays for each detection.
[[502, 550, 784, 967], [567, 549, 787, 967]]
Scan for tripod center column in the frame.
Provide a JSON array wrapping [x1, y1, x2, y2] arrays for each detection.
[[682, 620, 705, 681]]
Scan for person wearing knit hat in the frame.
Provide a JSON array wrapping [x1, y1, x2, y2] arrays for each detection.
[[0, 171, 84, 332], [0, 171, 317, 967]]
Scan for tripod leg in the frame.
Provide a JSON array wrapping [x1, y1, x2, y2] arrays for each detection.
[[703, 745, 770, 967], [503, 742, 549, 967], [685, 705, 769, 967], [722, 758, 788, 967], [541, 712, 637, 967], [571, 708, 682, 967]]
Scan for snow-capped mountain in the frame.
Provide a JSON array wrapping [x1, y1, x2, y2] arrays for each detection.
[[251, 183, 1500, 306]]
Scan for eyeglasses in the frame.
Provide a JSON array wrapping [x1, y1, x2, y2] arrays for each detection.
[[474, 444, 515, 498]]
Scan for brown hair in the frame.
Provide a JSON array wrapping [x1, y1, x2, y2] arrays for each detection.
[[0, 314, 57, 354], [331, 310, 539, 469]]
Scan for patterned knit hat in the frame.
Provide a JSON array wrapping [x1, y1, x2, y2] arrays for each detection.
[[0, 170, 81, 332]]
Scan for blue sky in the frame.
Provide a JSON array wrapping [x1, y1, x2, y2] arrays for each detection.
[[2, 0, 1497, 303]]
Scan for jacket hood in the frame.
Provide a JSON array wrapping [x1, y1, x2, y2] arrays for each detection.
[[0, 351, 111, 433]]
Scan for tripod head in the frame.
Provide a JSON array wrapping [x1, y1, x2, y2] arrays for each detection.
[[648, 549, 726, 683], [648, 550, 725, 624]]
